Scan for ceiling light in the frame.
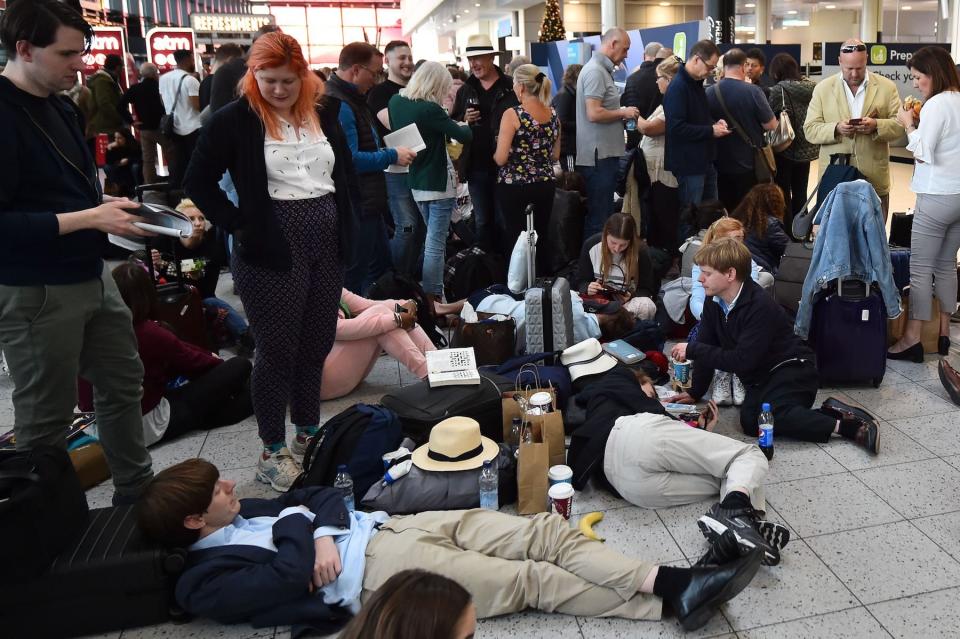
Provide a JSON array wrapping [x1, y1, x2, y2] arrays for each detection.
[[464, 8, 469, 12], [745, 3, 755, 7], [902, 5, 912, 8], [475, 2, 481, 5], [659, 1, 671, 5], [825, 4, 836, 7], [787, 9, 797, 13], [569, 0, 580, 3], [455, 13, 461, 17]]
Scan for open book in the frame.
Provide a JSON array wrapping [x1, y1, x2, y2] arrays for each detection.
[[427, 348, 480, 388], [108, 203, 194, 251]]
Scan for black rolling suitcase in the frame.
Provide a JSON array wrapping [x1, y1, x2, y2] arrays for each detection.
[[135, 184, 210, 349], [0, 505, 188, 638]]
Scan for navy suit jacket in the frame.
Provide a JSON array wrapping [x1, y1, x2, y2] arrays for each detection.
[[175, 487, 353, 636]]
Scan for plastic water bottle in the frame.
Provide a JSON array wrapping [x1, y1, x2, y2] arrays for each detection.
[[509, 417, 522, 448], [479, 460, 499, 510], [334, 464, 355, 511], [758, 403, 774, 461]]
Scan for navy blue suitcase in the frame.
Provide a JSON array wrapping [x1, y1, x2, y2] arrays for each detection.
[[809, 279, 887, 387]]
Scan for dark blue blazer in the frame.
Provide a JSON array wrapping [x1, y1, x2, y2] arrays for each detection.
[[175, 487, 352, 636]]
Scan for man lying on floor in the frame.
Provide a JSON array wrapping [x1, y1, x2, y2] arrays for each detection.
[[568, 366, 790, 566], [138, 459, 763, 635]]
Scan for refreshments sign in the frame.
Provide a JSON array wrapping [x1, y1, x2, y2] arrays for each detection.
[[190, 13, 274, 34], [83, 26, 126, 76], [146, 27, 196, 74]]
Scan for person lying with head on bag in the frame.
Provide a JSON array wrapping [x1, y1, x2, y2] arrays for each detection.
[[669, 238, 880, 453], [78, 263, 254, 447], [137, 458, 764, 634], [320, 289, 436, 400]]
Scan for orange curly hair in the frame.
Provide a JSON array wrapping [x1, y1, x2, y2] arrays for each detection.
[[242, 32, 323, 141]]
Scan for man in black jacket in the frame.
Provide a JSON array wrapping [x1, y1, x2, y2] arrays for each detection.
[[621, 41, 663, 148], [0, 0, 154, 502], [118, 62, 167, 183], [451, 34, 519, 253], [669, 239, 879, 452], [139, 458, 764, 634]]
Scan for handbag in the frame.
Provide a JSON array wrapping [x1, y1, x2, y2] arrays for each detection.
[[714, 83, 776, 183], [0, 446, 89, 581], [451, 315, 516, 366], [791, 154, 865, 240], [159, 74, 187, 138], [765, 85, 795, 153]]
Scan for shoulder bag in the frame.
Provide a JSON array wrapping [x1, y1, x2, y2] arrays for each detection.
[[714, 82, 776, 183], [766, 85, 795, 153], [159, 73, 187, 138]]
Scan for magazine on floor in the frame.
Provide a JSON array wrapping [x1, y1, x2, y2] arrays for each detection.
[[427, 347, 480, 387]]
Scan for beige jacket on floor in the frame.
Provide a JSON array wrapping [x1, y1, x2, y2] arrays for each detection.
[[803, 72, 905, 196]]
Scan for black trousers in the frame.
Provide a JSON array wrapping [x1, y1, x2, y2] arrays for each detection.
[[162, 356, 254, 442], [497, 180, 556, 277], [738, 359, 836, 443], [646, 181, 681, 256], [774, 155, 811, 235], [717, 170, 758, 214], [168, 130, 200, 188]]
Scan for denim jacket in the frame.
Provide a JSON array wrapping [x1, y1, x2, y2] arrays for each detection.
[[794, 180, 901, 338]]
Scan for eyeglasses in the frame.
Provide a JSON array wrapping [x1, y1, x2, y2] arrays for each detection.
[[696, 55, 717, 72], [656, 75, 668, 81], [358, 64, 382, 77], [840, 44, 867, 53]]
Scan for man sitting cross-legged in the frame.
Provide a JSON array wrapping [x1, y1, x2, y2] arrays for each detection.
[[668, 238, 880, 454], [137, 458, 764, 634]]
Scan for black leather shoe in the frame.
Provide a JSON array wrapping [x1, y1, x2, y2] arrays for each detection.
[[939, 360, 960, 406], [694, 529, 744, 567], [887, 342, 924, 363], [820, 397, 876, 425], [670, 548, 763, 631], [939, 336, 951, 356]]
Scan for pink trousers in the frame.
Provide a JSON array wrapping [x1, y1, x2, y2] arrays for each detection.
[[320, 306, 436, 400]]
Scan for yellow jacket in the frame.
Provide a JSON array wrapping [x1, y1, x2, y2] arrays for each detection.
[[803, 72, 904, 196]]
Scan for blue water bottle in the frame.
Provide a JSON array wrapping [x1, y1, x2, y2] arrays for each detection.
[[758, 403, 774, 461]]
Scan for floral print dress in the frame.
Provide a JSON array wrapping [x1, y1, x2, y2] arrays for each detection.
[[497, 106, 560, 185]]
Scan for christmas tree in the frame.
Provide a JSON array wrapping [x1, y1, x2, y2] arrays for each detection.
[[539, 0, 566, 42]]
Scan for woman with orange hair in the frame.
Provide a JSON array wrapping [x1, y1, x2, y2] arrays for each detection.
[[184, 32, 360, 491]]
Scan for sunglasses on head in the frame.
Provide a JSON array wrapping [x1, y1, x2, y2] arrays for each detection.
[[840, 44, 867, 53]]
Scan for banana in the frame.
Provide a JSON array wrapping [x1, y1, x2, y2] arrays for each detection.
[[578, 511, 605, 542]]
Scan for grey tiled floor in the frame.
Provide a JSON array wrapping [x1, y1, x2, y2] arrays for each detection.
[[9, 277, 960, 638]]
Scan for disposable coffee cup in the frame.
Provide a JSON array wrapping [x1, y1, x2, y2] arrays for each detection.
[[548, 464, 573, 487], [548, 482, 575, 520], [529, 391, 554, 413]]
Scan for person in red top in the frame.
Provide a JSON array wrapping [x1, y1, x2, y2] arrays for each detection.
[[80, 263, 253, 446]]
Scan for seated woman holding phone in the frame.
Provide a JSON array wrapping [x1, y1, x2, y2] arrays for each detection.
[[320, 289, 436, 400], [574, 214, 658, 320]]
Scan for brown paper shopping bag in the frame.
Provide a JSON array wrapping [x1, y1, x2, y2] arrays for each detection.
[[501, 394, 565, 467], [516, 438, 550, 514]]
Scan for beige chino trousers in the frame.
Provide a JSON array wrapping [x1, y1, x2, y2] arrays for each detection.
[[363, 509, 661, 620], [604, 414, 768, 511]]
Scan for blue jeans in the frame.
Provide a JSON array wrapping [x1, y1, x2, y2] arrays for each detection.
[[344, 211, 393, 294], [467, 169, 499, 252], [676, 167, 719, 209], [202, 296, 249, 340], [386, 171, 425, 278], [577, 155, 621, 238], [416, 197, 455, 296]]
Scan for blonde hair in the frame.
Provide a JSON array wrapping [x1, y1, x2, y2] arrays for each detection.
[[702, 217, 745, 245], [175, 198, 198, 213], [401, 61, 452, 105], [512, 64, 552, 104], [656, 56, 680, 81], [694, 237, 752, 282]]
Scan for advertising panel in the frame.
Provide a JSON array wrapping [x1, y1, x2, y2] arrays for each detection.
[[147, 27, 197, 74]]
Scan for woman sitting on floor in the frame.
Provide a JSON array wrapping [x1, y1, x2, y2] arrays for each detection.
[[575, 213, 658, 320], [78, 263, 254, 446], [321, 289, 436, 400]]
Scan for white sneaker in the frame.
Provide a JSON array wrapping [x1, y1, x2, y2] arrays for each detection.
[[289, 432, 315, 459], [732, 375, 746, 406], [256, 447, 303, 492], [712, 370, 733, 406]]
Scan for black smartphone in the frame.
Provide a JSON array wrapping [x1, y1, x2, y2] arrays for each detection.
[[395, 304, 408, 314], [848, 118, 863, 126]]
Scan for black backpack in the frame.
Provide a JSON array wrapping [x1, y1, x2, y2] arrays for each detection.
[[365, 270, 447, 348], [444, 247, 507, 302], [292, 404, 403, 503]]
